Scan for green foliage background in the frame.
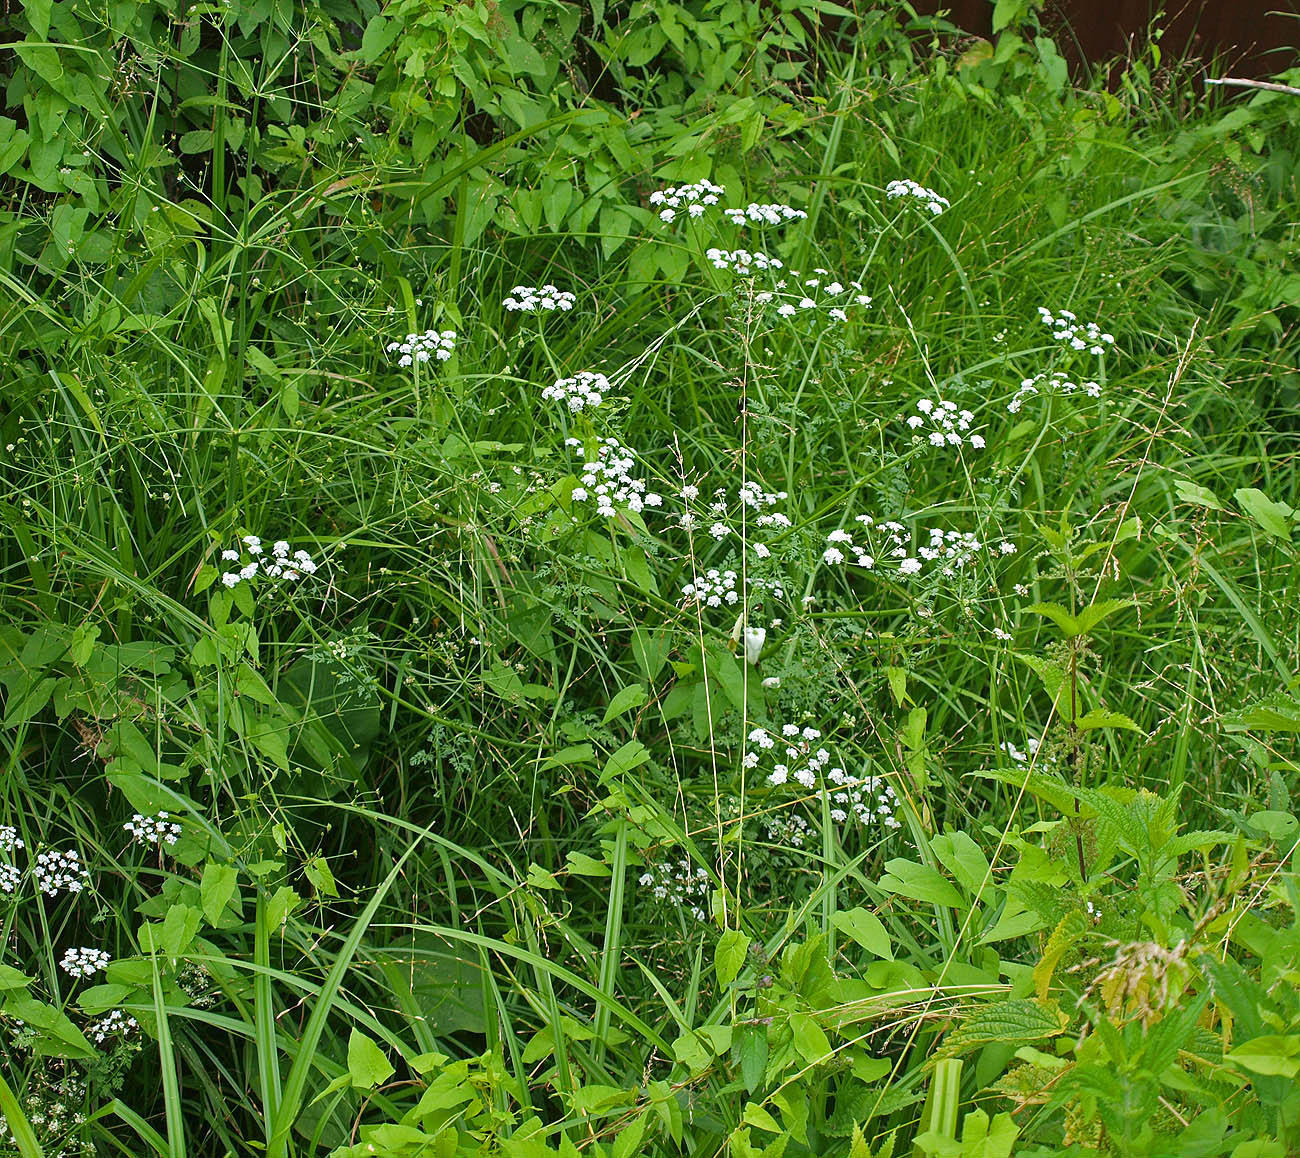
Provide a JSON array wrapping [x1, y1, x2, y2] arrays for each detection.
[[1, 0, 1299, 1156]]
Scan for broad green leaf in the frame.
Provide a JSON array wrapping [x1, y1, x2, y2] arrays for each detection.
[[715, 929, 751, 986], [743, 1103, 783, 1134], [1226, 1034, 1300, 1078], [1235, 488, 1294, 540], [526, 863, 561, 890], [789, 1012, 832, 1064], [878, 859, 963, 909], [603, 683, 647, 724], [832, 907, 894, 959], [1173, 479, 1223, 509], [200, 862, 241, 926], [940, 999, 1069, 1056], [601, 739, 650, 783], [732, 1022, 768, 1093], [347, 1029, 395, 1089], [931, 831, 991, 896], [0, 963, 32, 991], [565, 851, 610, 877]]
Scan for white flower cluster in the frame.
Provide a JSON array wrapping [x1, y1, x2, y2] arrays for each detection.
[[885, 179, 950, 215], [747, 726, 902, 831], [824, 516, 1015, 579], [1008, 370, 1102, 414], [649, 179, 725, 223], [0, 864, 17, 894], [758, 270, 872, 323], [765, 810, 811, 849], [385, 328, 455, 367], [682, 568, 739, 607], [0, 825, 23, 853], [706, 247, 783, 275], [542, 370, 609, 413], [220, 535, 318, 588], [503, 285, 576, 312], [638, 855, 711, 921], [88, 1008, 139, 1044], [1038, 307, 1115, 356], [747, 724, 829, 787], [824, 769, 902, 830], [60, 946, 110, 979], [34, 848, 88, 897], [1000, 737, 1049, 765], [907, 398, 985, 449], [724, 202, 807, 226], [565, 437, 663, 516], [124, 812, 182, 848]]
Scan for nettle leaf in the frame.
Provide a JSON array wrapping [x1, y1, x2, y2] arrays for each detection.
[[1234, 487, 1294, 540], [939, 998, 1068, 1056], [1222, 693, 1300, 733], [1027, 599, 1132, 638], [1075, 709, 1142, 732]]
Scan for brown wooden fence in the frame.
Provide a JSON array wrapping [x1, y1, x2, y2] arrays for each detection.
[[912, 0, 1300, 78]]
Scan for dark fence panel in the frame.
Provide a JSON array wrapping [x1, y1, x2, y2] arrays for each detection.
[[912, 0, 1300, 78]]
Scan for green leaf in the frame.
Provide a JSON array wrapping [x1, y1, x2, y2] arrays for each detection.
[[831, 907, 894, 959], [348, 1029, 396, 1089], [715, 929, 751, 986], [878, 859, 963, 909], [603, 683, 647, 724], [1235, 488, 1294, 540], [743, 1103, 783, 1134], [565, 851, 610, 877], [0, 963, 32, 991], [733, 1022, 768, 1093], [939, 999, 1069, 1056], [1226, 1034, 1300, 1078], [601, 739, 650, 783], [359, 14, 402, 62], [930, 831, 991, 896], [200, 862, 241, 926], [1172, 479, 1223, 509], [789, 1012, 832, 1064], [1074, 709, 1141, 732], [526, 863, 561, 890]]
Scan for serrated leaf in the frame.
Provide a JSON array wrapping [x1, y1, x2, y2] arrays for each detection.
[[939, 999, 1068, 1057], [831, 907, 893, 959], [1074, 709, 1141, 732], [1026, 601, 1080, 635]]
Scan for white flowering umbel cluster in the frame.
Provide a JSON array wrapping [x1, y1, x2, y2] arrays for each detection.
[[0, 825, 22, 894], [649, 179, 725, 222], [1038, 307, 1115, 356], [503, 284, 576, 312], [706, 247, 784, 275], [220, 535, 318, 588], [823, 515, 1015, 580], [385, 328, 456, 367], [34, 848, 88, 897], [885, 179, 950, 215], [725, 202, 808, 226], [757, 269, 873, 324], [124, 812, 182, 848], [542, 371, 609, 412], [1009, 370, 1102, 414], [60, 946, 110, 979], [565, 437, 663, 517], [637, 855, 711, 920], [88, 1008, 139, 1044], [907, 398, 985, 450], [1000, 737, 1051, 765], [681, 568, 740, 607], [747, 725, 902, 836]]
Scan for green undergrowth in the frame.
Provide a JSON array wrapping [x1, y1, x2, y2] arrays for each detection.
[[1, 0, 1299, 1155]]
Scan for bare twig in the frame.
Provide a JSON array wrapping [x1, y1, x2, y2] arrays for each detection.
[[1204, 77, 1300, 97]]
